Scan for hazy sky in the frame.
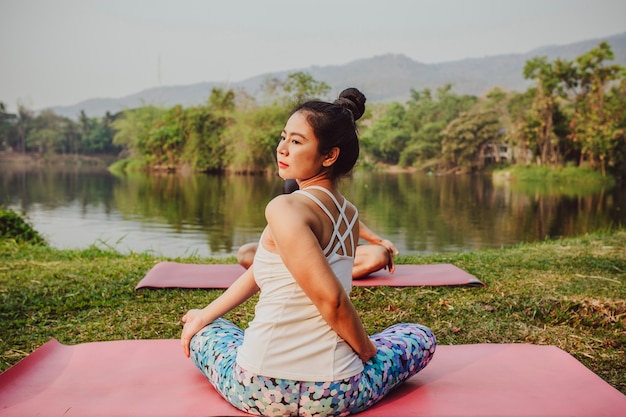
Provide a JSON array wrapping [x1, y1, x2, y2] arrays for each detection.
[[2, 0, 626, 111]]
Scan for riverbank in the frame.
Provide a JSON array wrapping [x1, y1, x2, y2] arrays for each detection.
[[2, 151, 620, 181], [0, 151, 115, 168], [1, 228, 624, 394]]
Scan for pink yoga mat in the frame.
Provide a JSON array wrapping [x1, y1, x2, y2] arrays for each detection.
[[135, 262, 485, 289], [1, 339, 624, 417]]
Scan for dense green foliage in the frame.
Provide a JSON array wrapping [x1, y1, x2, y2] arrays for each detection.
[[364, 42, 626, 177], [2, 44, 625, 177], [361, 85, 477, 168], [0, 207, 46, 245], [0, 104, 119, 156], [1, 227, 624, 394], [515, 42, 626, 176]]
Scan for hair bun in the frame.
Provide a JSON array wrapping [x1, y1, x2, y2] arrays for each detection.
[[333, 88, 366, 121]]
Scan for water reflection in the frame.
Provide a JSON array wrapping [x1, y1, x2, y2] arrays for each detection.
[[1, 164, 623, 258]]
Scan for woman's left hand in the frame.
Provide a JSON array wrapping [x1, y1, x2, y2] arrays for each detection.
[[380, 239, 398, 273], [180, 309, 207, 358]]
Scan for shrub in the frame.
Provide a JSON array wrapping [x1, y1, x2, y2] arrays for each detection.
[[0, 207, 46, 245]]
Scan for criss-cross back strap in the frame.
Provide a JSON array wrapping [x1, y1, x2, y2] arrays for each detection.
[[295, 186, 358, 257]]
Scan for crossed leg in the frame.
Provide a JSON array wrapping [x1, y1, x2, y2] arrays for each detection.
[[237, 242, 393, 280]]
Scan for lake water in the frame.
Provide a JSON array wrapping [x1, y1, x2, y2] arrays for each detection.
[[1, 164, 624, 258]]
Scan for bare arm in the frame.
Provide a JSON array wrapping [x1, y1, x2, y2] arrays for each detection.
[[180, 267, 259, 357], [358, 220, 398, 272], [358, 220, 398, 255], [266, 197, 377, 362]]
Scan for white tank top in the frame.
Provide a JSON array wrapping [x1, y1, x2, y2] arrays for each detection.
[[236, 186, 363, 381]]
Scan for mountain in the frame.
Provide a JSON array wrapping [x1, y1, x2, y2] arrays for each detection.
[[48, 31, 626, 119]]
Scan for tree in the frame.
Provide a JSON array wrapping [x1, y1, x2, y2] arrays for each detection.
[[0, 102, 17, 151], [565, 42, 625, 176], [77, 110, 93, 153], [505, 89, 536, 164], [523, 56, 569, 166], [359, 86, 477, 168], [605, 78, 626, 176], [15, 104, 34, 153], [148, 105, 186, 167], [183, 88, 239, 172], [223, 104, 290, 172], [207, 87, 236, 113], [112, 105, 166, 157], [441, 107, 501, 169], [360, 102, 409, 164], [78, 111, 118, 154], [25, 110, 68, 155], [184, 105, 232, 172], [282, 72, 331, 104], [403, 85, 477, 165], [62, 116, 80, 155]]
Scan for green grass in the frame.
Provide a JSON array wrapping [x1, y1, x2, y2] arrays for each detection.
[[492, 164, 615, 185], [1, 230, 625, 394]]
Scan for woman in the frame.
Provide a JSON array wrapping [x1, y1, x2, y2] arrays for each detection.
[[180, 88, 436, 417]]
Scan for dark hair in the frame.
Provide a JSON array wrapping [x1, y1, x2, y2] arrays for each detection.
[[293, 88, 366, 178]]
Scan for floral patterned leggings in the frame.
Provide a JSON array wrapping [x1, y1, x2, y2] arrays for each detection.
[[189, 318, 436, 417]]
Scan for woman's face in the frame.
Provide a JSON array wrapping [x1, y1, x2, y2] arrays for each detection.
[[276, 111, 328, 181]]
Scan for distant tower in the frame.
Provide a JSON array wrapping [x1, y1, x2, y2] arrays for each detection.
[[157, 52, 162, 86]]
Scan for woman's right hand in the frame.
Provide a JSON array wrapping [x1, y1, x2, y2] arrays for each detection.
[[180, 309, 207, 358], [360, 339, 378, 363], [179, 267, 261, 359]]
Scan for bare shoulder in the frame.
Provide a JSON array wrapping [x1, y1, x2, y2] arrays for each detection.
[[265, 193, 317, 225], [265, 193, 305, 214]]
